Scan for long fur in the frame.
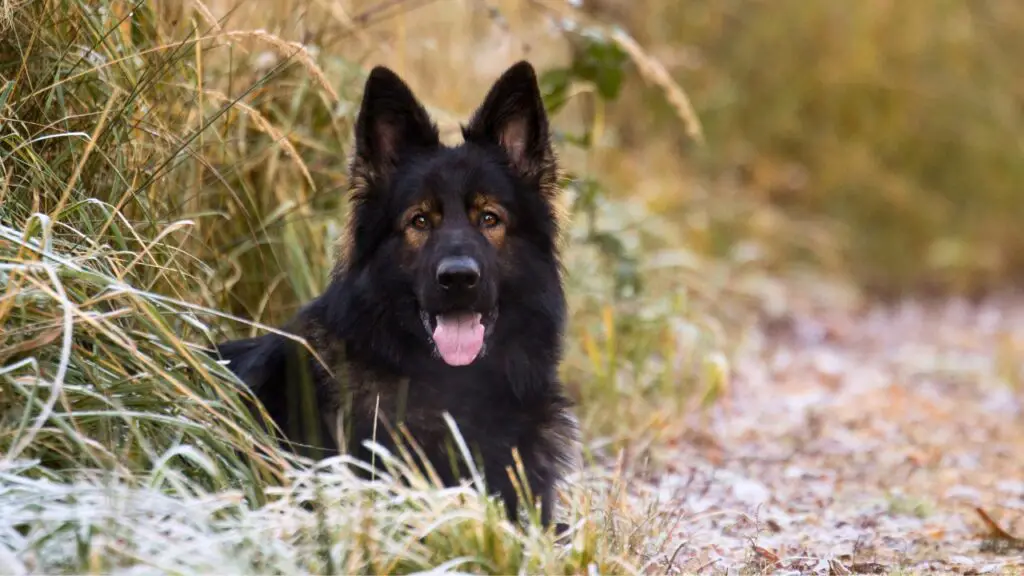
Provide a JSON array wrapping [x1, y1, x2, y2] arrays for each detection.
[[215, 61, 579, 529]]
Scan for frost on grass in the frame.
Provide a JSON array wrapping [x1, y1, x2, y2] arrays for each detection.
[[1, 452, 651, 575], [0, 213, 647, 575], [1, 455, 483, 574], [0, 213, 288, 493]]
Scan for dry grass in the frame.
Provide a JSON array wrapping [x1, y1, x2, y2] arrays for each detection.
[[0, 0, 736, 572]]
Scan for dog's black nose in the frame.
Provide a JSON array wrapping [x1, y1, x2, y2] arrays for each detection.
[[436, 256, 480, 291]]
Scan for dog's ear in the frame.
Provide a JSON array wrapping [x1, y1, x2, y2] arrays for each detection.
[[464, 61, 553, 179], [352, 66, 440, 182]]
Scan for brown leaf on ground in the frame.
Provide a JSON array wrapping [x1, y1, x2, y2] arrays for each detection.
[[974, 506, 1024, 559], [752, 544, 782, 569], [975, 507, 1023, 543]]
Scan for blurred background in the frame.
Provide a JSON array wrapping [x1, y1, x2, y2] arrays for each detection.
[[182, 0, 1024, 305], [3, 1, 1024, 571], [4, 0, 1024, 452], [193, 0, 1024, 297]]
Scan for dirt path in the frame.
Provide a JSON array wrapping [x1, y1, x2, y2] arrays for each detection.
[[638, 293, 1024, 574]]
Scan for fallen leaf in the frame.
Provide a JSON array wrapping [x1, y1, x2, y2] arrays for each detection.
[[752, 544, 781, 565], [975, 507, 1023, 543]]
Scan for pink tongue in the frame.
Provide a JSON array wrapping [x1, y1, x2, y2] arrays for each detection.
[[432, 313, 485, 366]]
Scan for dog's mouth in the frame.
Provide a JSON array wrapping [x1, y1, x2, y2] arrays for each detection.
[[419, 309, 498, 366]]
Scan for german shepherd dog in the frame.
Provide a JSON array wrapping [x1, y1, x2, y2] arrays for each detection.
[[215, 61, 579, 530]]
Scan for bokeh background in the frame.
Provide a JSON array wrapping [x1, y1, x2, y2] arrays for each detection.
[[176, 0, 1024, 301], [2, 0, 1023, 572]]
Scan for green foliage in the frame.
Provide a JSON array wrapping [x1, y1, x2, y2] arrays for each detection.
[[541, 28, 630, 114]]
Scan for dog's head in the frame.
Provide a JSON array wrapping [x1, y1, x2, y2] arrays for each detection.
[[341, 61, 562, 367]]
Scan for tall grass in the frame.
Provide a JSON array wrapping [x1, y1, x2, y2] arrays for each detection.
[[1, 0, 733, 572]]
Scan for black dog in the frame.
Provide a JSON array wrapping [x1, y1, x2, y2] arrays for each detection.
[[215, 61, 579, 529]]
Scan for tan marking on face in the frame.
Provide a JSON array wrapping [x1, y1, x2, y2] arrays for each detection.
[[401, 200, 441, 252], [469, 194, 508, 249]]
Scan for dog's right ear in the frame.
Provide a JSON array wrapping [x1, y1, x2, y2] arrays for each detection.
[[351, 66, 440, 184]]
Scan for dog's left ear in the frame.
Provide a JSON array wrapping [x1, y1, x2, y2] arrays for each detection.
[[464, 61, 553, 179]]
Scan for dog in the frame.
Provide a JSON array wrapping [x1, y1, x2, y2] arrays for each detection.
[[215, 61, 579, 530]]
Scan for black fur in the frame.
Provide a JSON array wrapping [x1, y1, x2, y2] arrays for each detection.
[[215, 61, 578, 529]]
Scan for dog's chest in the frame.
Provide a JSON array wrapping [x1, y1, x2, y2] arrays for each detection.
[[339, 364, 531, 441]]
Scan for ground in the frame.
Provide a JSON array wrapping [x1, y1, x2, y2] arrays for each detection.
[[614, 289, 1024, 574]]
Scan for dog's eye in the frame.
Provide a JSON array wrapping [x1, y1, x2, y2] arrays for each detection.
[[479, 211, 501, 229], [410, 214, 430, 230]]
